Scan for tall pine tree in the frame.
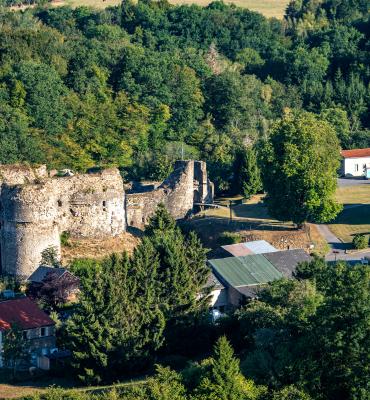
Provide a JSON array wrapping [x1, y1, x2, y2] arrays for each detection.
[[233, 146, 262, 199], [194, 336, 263, 400], [66, 252, 165, 383]]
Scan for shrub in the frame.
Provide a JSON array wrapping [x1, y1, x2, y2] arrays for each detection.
[[217, 231, 242, 246], [60, 231, 71, 247], [352, 234, 367, 250]]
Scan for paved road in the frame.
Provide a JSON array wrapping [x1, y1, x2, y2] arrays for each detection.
[[325, 249, 370, 262], [314, 179, 370, 261], [338, 178, 370, 187], [316, 218, 370, 262]]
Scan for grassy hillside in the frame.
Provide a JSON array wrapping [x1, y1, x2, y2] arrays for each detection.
[[60, 0, 288, 18]]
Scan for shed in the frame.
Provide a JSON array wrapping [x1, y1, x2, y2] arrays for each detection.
[[209, 255, 282, 288]]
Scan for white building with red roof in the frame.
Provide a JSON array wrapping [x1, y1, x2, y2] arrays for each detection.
[[341, 148, 370, 178], [0, 297, 56, 369]]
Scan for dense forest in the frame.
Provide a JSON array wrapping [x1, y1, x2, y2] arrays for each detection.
[[0, 0, 369, 190], [15, 207, 369, 400]]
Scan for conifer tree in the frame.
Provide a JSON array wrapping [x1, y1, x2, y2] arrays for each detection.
[[145, 204, 210, 316], [144, 205, 211, 355], [194, 337, 263, 400], [233, 146, 262, 199], [67, 252, 165, 383]]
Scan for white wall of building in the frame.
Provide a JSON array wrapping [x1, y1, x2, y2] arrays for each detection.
[[209, 288, 228, 309], [343, 157, 370, 177]]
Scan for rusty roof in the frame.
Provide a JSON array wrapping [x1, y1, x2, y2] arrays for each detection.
[[0, 297, 55, 331], [341, 148, 370, 158]]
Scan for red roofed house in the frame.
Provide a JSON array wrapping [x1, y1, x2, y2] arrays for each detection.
[[0, 297, 56, 369], [341, 148, 370, 178]]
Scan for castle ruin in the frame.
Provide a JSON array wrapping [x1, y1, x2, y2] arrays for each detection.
[[0, 161, 213, 278]]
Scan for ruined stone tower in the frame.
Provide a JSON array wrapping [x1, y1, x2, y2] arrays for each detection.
[[126, 160, 213, 228], [0, 166, 125, 278], [0, 160, 213, 278]]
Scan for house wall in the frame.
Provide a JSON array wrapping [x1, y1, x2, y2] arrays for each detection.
[[0, 325, 56, 368], [342, 157, 370, 177], [209, 288, 228, 309], [27, 326, 56, 358], [227, 286, 245, 308]]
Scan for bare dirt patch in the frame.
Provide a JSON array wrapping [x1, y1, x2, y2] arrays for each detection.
[[188, 194, 328, 256], [62, 232, 140, 264]]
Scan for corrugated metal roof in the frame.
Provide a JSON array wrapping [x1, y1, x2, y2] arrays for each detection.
[[263, 249, 311, 278], [244, 240, 277, 254], [222, 240, 277, 257], [209, 255, 283, 287], [221, 243, 254, 257], [235, 285, 261, 298]]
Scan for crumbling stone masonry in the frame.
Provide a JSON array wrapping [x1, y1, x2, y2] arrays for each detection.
[[0, 161, 213, 278]]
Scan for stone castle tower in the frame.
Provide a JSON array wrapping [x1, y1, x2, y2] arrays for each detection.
[[0, 161, 213, 278]]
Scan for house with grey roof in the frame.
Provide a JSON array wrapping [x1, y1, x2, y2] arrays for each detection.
[[28, 266, 80, 302], [208, 244, 311, 309]]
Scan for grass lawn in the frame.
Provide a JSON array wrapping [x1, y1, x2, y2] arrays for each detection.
[[191, 194, 328, 256], [331, 183, 370, 244], [0, 378, 147, 399], [329, 205, 370, 244], [335, 184, 370, 205]]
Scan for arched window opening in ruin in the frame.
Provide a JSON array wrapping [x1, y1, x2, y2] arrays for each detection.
[[57, 200, 62, 207], [102, 201, 106, 207]]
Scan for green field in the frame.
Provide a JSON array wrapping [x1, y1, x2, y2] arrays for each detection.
[[330, 184, 370, 244], [57, 0, 288, 18], [329, 205, 370, 244]]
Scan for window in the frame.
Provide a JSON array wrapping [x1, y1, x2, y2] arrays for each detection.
[[40, 327, 47, 337], [23, 331, 28, 340], [355, 164, 359, 172]]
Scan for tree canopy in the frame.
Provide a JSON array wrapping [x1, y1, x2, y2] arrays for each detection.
[[261, 111, 342, 225]]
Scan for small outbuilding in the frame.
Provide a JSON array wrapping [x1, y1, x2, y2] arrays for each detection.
[[341, 148, 370, 178], [208, 248, 311, 309]]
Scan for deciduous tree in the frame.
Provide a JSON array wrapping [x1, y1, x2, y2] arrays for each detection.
[[261, 111, 342, 226]]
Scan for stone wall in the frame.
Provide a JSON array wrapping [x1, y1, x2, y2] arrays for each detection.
[[1, 168, 125, 278], [126, 160, 214, 229], [0, 160, 213, 278]]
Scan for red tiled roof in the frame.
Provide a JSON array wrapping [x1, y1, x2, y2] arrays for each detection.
[[0, 297, 55, 331], [341, 148, 370, 158]]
